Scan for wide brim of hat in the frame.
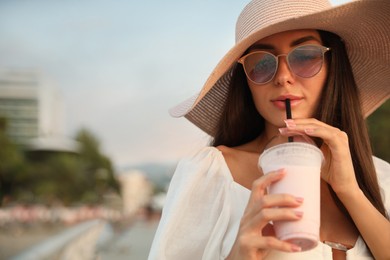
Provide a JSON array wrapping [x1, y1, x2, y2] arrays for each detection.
[[170, 0, 390, 136]]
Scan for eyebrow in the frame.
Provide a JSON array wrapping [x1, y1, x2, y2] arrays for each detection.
[[248, 36, 321, 52], [291, 36, 321, 46]]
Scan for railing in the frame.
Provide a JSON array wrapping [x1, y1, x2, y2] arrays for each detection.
[[11, 219, 111, 260]]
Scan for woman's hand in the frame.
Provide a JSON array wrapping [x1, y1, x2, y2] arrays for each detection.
[[227, 169, 303, 260], [279, 118, 390, 260], [279, 118, 360, 195]]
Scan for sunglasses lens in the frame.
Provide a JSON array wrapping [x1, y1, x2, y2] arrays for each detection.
[[243, 52, 276, 84], [288, 46, 324, 78], [241, 45, 327, 84]]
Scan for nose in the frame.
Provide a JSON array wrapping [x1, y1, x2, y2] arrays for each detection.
[[273, 55, 295, 86]]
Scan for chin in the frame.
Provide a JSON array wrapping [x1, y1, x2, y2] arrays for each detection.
[[271, 120, 286, 129]]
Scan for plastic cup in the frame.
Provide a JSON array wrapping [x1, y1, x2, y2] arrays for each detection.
[[258, 138, 324, 251]]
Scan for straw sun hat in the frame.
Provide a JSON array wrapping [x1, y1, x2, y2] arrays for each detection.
[[169, 0, 390, 136]]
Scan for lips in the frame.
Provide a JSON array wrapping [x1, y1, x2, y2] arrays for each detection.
[[271, 95, 303, 109]]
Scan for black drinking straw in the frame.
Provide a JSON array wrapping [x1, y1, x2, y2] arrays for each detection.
[[285, 99, 294, 142]]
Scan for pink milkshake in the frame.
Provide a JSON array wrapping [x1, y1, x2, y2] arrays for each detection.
[[259, 137, 324, 251]]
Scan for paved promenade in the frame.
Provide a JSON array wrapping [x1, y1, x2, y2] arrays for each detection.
[[99, 219, 159, 260], [1, 218, 159, 260]]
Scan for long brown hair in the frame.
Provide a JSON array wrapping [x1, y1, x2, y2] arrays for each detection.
[[212, 64, 264, 147], [212, 30, 387, 219], [317, 30, 387, 219]]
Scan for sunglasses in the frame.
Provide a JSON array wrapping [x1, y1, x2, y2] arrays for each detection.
[[238, 44, 331, 85]]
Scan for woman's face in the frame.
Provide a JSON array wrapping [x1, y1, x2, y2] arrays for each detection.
[[246, 29, 328, 129]]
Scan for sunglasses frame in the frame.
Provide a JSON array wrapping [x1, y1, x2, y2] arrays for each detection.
[[238, 44, 331, 85]]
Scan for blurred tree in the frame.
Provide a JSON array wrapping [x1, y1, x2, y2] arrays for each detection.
[[1, 124, 120, 206], [75, 128, 120, 203], [367, 100, 390, 162], [17, 153, 83, 205], [0, 118, 25, 206]]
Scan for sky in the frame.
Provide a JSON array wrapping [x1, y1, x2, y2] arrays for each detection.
[[0, 0, 352, 170]]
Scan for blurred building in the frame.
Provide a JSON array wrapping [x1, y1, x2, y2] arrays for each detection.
[[117, 170, 153, 216], [0, 68, 78, 152]]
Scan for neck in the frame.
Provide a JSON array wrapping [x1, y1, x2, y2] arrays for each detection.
[[249, 123, 287, 154], [264, 122, 283, 140], [256, 131, 277, 154]]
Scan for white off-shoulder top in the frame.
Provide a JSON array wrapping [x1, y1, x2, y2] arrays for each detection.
[[148, 147, 390, 260]]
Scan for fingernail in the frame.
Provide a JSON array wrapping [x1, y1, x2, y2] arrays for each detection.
[[291, 245, 302, 252], [294, 211, 303, 218], [279, 128, 288, 134], [295, 197, 304, 203], [277, 169, 286, 175], [284, 119, 296, 128], [304, 128, 315, 134]]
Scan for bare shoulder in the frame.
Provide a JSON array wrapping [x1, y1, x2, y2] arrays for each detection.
[[216, 143, 262, 190], [215, 145, 236, 158]]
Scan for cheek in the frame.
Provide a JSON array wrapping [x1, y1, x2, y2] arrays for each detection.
[[248, 82, 266, 109], [316, 67, 328, 97], [248, 84, 272, 119], [308, 70, 328, 112]]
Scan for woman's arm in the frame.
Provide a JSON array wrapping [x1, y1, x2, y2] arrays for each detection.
[[336, 183, 390, 259], [280, 118, 390, 259]]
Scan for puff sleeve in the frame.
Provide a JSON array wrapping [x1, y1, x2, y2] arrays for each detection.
[[148, 147, 248, 260]]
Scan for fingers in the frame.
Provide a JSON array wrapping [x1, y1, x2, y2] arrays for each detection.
[[258, 191, 305, 218], [248, 205, 303, 231], [233, 170, 304, 258], [248, 169, 286, 204], [249, 169, 303, 208], [242, 203, 301, 235], [279, 118, 349, 152], [256, 236, 302, 253], [244, 169, 287, 222], [280, 118, 336, 138], [260, 194, 304, 209], [278, 118, 358, 196], [239, 233, 302, 254], [244, 170, 304, 230]]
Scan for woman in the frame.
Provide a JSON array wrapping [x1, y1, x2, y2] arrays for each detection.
[[149, 0, 390, 259]]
